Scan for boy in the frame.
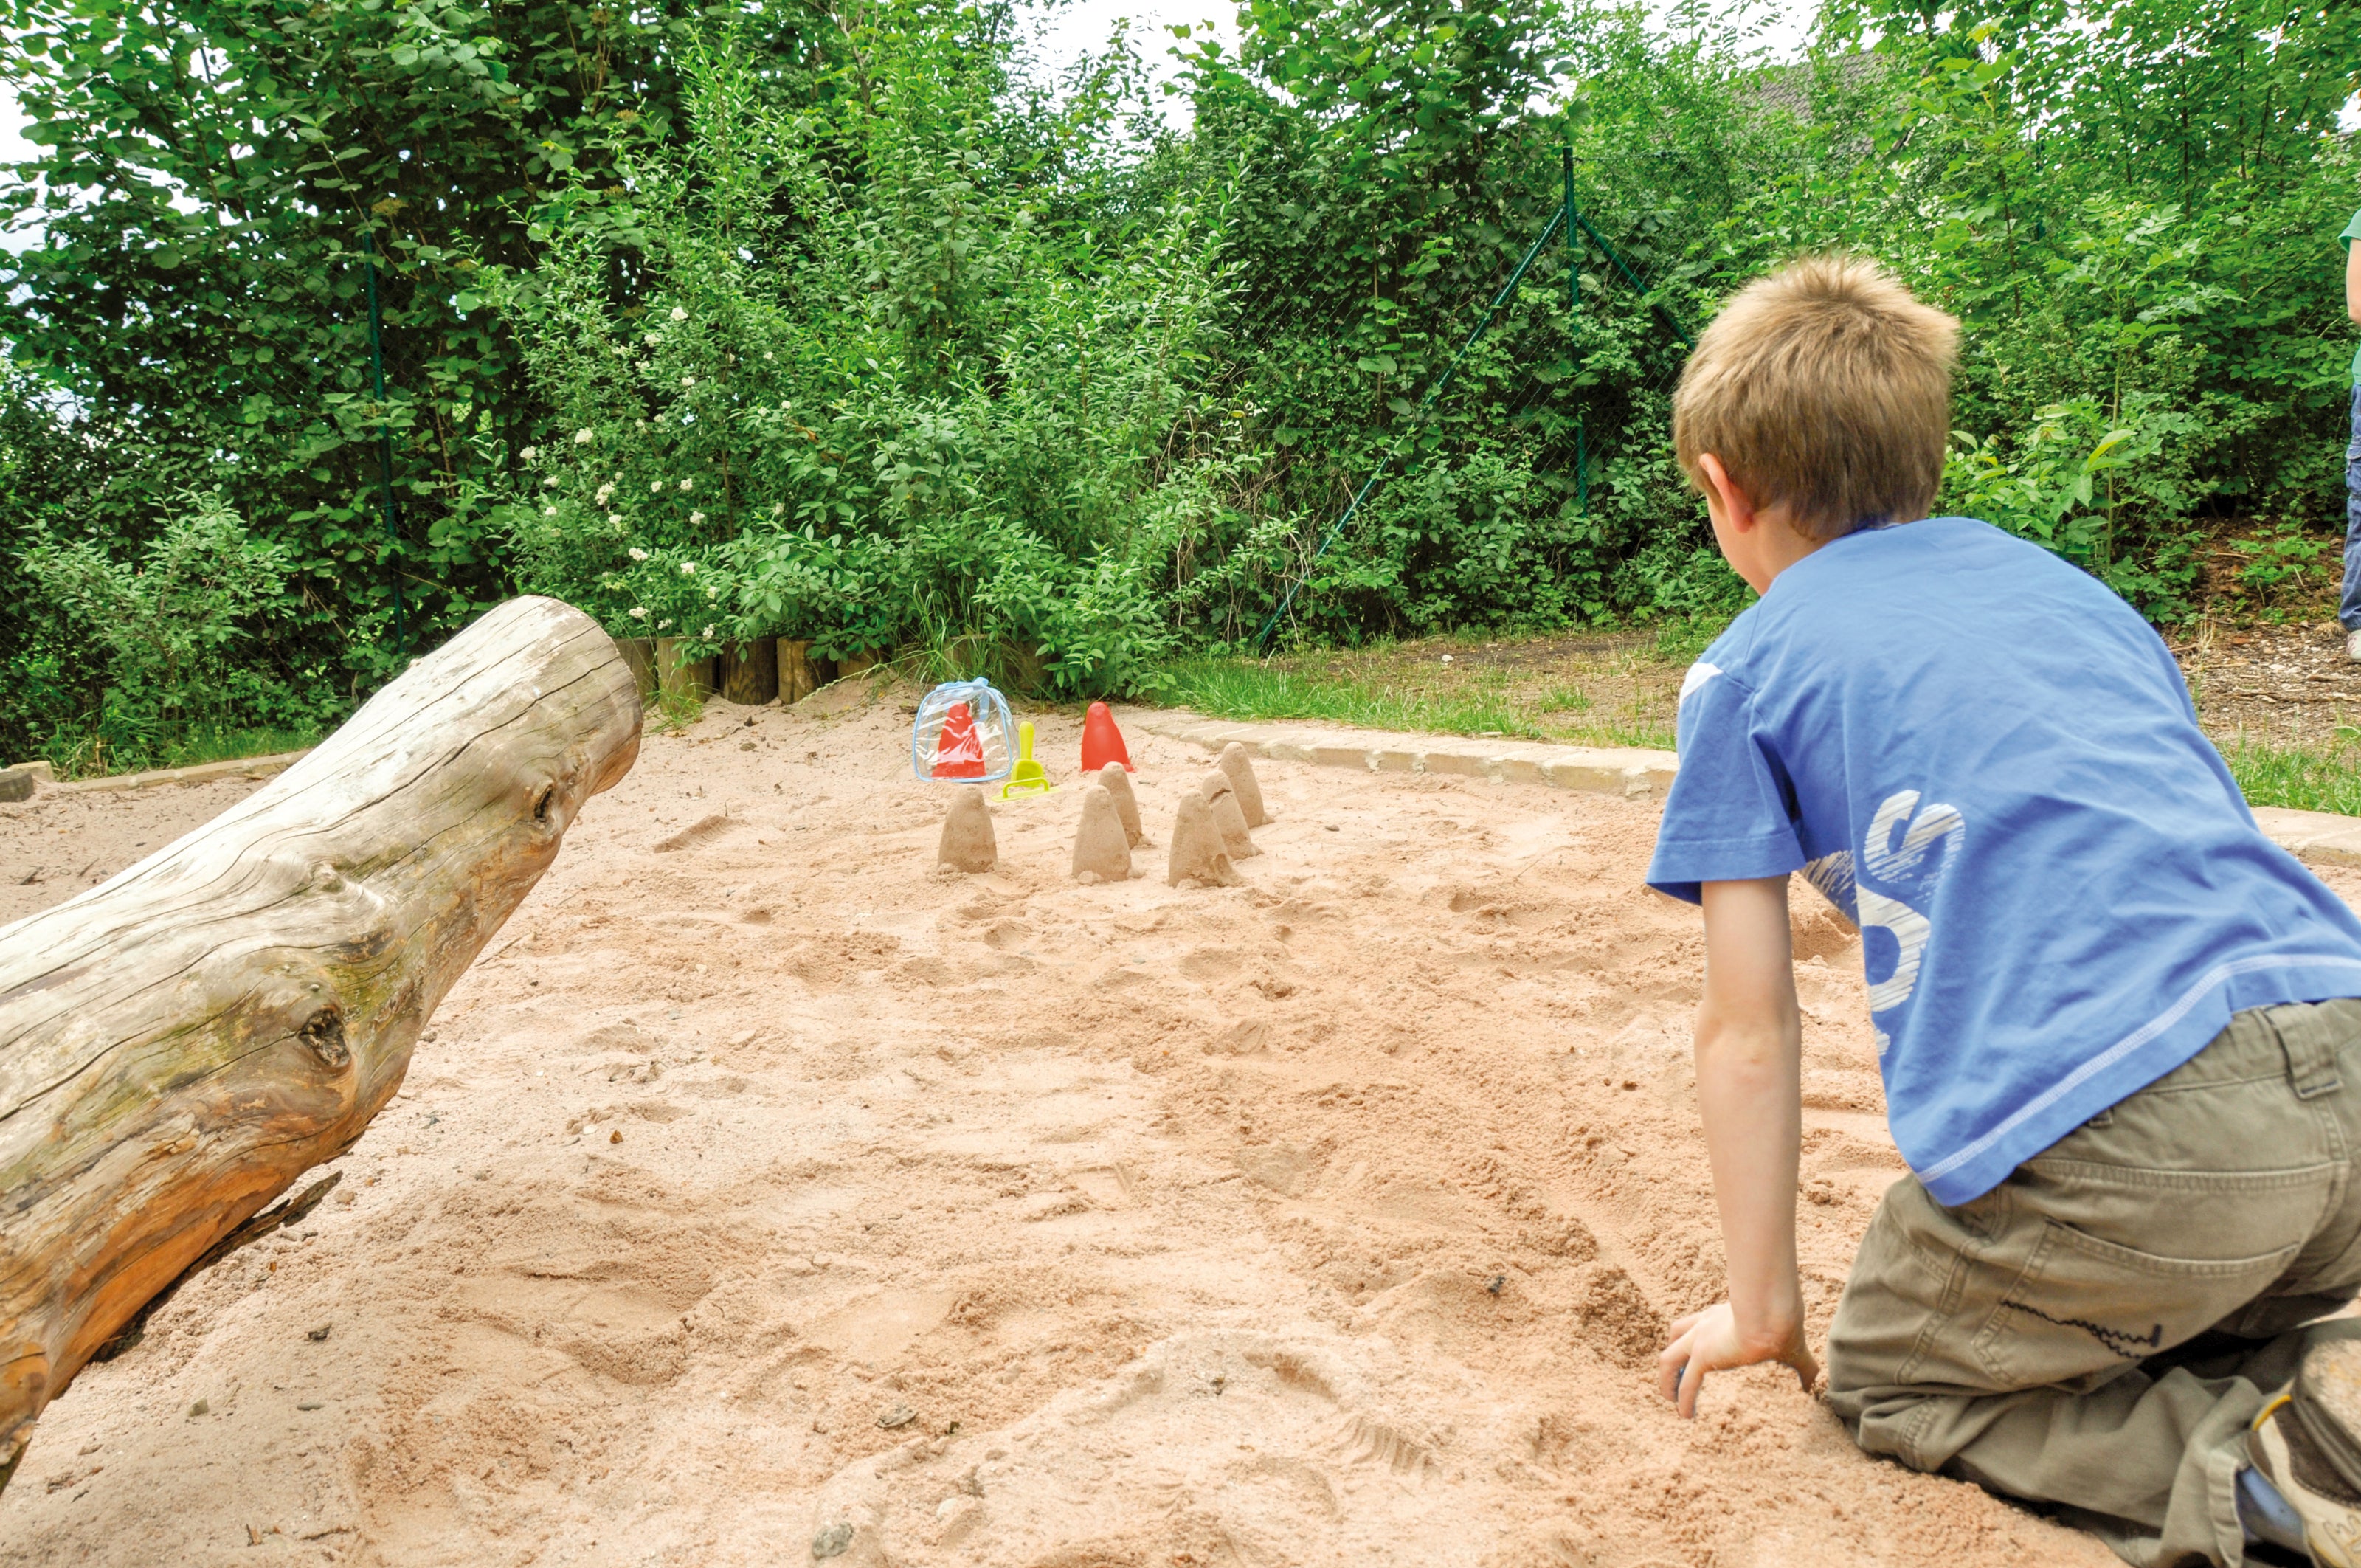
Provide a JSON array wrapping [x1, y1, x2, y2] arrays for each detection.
[[1645, 255, 2361, 1567]]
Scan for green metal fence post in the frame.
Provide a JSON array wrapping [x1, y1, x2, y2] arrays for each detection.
[[1566, 144, 1586, 519], [362, 228, 412, 657]]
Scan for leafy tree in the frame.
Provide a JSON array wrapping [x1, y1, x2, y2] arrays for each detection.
[[0, 0, 840, 679]]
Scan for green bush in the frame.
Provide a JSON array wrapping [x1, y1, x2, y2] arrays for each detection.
[[10, 491, 333, 775], [487, 16, 1230, 697], [0, 0, 2351, 716]]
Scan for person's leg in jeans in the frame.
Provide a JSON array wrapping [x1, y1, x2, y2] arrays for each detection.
[[1825, 1001, 2361, 1567], [2341, 384, 2361, 643]]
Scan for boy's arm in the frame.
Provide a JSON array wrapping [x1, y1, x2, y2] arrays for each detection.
[[2348, 233, 2361, 325], [1657, 874, 1817, 1417]]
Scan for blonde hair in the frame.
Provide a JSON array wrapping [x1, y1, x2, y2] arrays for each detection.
[[1672, 255, 1959, 541]]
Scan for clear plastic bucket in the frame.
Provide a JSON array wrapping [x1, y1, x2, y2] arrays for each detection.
[[910, 680, 1016, 784]]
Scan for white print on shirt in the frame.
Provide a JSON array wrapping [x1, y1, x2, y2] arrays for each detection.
[[1800, 850, 1858, 921], [1863, 790, 1966, 881], [1679, 661, 1723, 705], [1855, 789, 1965, 1057]]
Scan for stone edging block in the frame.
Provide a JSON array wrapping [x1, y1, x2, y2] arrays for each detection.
[[1124, 707, 2360, 871], [1, 749, 316, 800]]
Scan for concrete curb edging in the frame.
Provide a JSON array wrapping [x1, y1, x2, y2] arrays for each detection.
[[1126, 708, 2361, 875], [5, 748, 314, 800], [1121, 707, 1677, 799], [2251, 807, 2361, 870]]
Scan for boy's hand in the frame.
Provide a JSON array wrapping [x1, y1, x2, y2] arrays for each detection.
[[1658, 1300, 1818, 1417]]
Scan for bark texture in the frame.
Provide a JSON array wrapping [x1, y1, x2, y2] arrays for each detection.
[[0, 595, 640, 1487]]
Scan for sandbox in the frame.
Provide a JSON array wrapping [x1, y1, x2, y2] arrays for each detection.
[[12, 694, 2332, 1566]]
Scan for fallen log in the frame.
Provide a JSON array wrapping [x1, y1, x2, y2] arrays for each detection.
[[0, 595, 640, 1489]]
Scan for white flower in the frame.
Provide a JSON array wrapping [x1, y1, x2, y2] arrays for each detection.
[[594, 483, 614, 505], [629, 547, 649, 562], [688, 509, 705, 526], [705, 587, 718, 601], [643, 331, 660, 347], [650, 480, 663, 494], [658, 618, 673, 630], [772, 501, 785, 517], [635, 419, 649, 429], [701, 625, 715, 639], [628, 605, 649, 620], [606, 513, 623, 527], [519, 445, 539, 462], [762, 350, 774, 362], [613, 346, 628, 357], [542, 505, 557, 517], [573, 427, 594, 445], [680, 562, 696, 577], [669, 305, 688, 322], [542, 474, 560, 488], [680, 376, 696, 389], [678, 477, 694, 492]]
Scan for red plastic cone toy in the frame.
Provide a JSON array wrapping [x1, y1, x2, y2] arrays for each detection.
[[931, 701, 987, 778], [1079, 701, 1133, 773]]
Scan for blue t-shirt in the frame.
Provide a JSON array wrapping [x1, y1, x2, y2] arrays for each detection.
[[1646, 517, 2361, 1205]]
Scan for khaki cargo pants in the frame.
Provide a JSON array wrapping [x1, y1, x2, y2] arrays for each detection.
[[1828, 999, 2361, 1567]]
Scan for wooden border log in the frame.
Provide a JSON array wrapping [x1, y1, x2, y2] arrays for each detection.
[[0, 596, 640, 1488], [615, 635, 657, 700], [717, 638, 778, 705], [654, 638, 713, 702], [776, 639, 817, 704]]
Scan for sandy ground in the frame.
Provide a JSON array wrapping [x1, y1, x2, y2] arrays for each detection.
[[16, 690, 2354, 1567]]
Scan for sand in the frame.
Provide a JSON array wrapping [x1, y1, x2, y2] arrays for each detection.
[[14, 692, 2350, 1566]]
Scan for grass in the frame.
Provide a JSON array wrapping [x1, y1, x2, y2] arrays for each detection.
[[38, 722, 324, 781], [1151, 648, 1679, 750], [2216, 735, 2361, 818], [1155, 656, 1552, 740]]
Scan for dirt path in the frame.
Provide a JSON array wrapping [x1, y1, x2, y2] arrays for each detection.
[[13, 690, 2322, 1565]]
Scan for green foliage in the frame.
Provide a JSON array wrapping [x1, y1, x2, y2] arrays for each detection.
[[12, 491, 330, 775], [2227, 523, 2339, 616], [490, 16, 1223, 697], [0, 0, 838, 696], [0, 0, 2353, 725]]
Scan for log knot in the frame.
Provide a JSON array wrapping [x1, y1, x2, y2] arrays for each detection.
[[299, 1006, 350, 1071]]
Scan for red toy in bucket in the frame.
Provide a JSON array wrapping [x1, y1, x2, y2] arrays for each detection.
[[931, 701, 987, 778]]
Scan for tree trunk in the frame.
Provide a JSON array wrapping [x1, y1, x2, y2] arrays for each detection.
[[0, 596, 640, 1488]]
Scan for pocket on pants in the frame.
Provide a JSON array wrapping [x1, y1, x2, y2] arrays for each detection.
[[1971, 1219, 2301, 1388]]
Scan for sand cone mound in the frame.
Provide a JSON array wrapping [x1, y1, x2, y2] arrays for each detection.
[[1217, 742, 1270, 827], [1097, 764, 1144, 846], [1080, 701, 1133, 774], [1166, 792, 1240, 888], [930, 702, 987, 779], [1199, 773, 1259, 858], [1071, 784, 1132, 883], [937, 786, 997, 872]]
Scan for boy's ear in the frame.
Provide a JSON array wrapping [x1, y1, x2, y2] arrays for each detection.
[[1698, 454, 1759, 533]]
